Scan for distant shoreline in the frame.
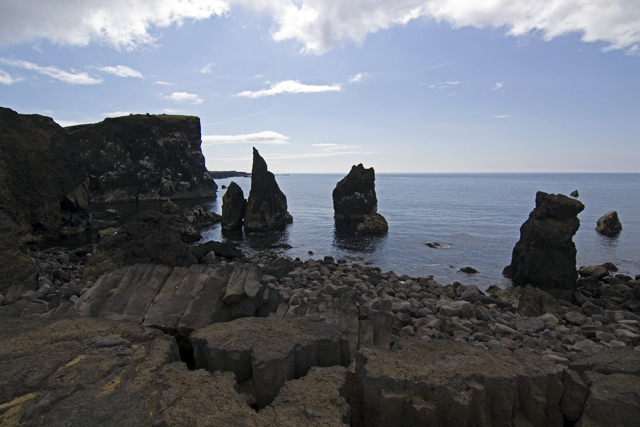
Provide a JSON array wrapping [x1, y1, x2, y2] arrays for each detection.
[[209, 170, 251, 179]]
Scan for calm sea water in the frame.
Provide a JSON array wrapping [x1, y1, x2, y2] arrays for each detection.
[[196, 173, 639, 291]]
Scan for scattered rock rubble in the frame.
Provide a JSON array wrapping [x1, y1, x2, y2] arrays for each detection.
[[2, 244, 640, 425]]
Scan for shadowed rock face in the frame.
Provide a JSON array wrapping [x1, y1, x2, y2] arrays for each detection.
[[67, 114, 217, 203], [222, 181, 246, 231], [333, 164, 378, 221], [504, 192, 585, 301], [244, 148, 292, 231], [596, 211, 622, 236]]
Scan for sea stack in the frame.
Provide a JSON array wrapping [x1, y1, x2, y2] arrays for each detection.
[[222, 182, 246, 231], [333, 164, 378, 221], [244, 148, 292, 232], [503, 191, 585, 301]]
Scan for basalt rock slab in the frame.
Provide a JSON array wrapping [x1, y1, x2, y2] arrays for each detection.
[[244, 148, 292, 231], [0, 317, 260, 427], [82, 210, 197, 282], [333, 164, 378, 221], [356, 213, 388, 234], [258, 366, 350, 426], [504, 192, 585, 300], [351, 338, 564, 427], [222, 181, 246, 230], [596, 210, 622, 236], [190, 316, 351, 409], [67, 113, 217, 203]]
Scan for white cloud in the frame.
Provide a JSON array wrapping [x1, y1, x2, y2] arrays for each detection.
[[1, 1, 638, 55], [163, 92, 203, 104], [349, 73, 367, 83], [202, 131, 290, 145], [312, 143, 360, 152], [163, 108, 179, 113], [0, 58, 102, 84], [102, 111, 131, 117], [493, 82, 504, 90], [96, 65, 142, 78], [0, 68, 21, 84], [154, 81, 174, 85], [494, 115, 510, 118], [429, 81, 460, 89], [0, 0, 230, 51], [198, 63, 215, 74], [236, 80, 342, 98]]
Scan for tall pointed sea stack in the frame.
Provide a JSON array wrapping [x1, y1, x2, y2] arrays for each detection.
[[244, 148, 292, 231], [333, 164, 378, 221], [503, 191, 585, 301], [221, 181, 246, 231]]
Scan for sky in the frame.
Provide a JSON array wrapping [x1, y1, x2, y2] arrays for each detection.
[[1, 1, 639, 173]]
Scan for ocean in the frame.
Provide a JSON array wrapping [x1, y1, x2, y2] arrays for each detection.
[[192, 173, 639, 291]]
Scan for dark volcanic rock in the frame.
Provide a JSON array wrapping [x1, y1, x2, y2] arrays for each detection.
[[189, 240, 244, 261], [356, 213, 388, 234], [67, 114, 217, 203], [333, 163, 378, 221], [504, 192, 585, 300], [0, 107, 89, 244], [570, 190, 579, 197], [244, 148, 292, 231], [596, 211, 622, 236], [222, 181, 246, 230], [0, 317, 260, 426], [82, 210, 197, 281]]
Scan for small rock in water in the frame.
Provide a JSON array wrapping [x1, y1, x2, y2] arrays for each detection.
[[460, 267, 478, 274], [596, 211, 622, 236], [426, 242, 441, 248], [570, 190, 579, 197]]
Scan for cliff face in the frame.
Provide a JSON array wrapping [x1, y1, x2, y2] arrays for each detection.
[[67, 114, 217, 203], [0, 107, 90, 291]]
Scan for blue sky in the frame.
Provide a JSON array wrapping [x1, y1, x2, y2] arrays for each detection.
[[1, 1, 639, 173]]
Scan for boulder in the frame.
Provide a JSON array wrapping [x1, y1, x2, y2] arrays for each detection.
[[517, 284, 568, 318], [161, 199, 181, 214], [333, 164, 378, 221], [0, 317, 260, 426], [596, 211, 622, 236], [82, 210, 197, 282], [222, 181, 246, 231], [244, 148, 293, 231], [189, 240, 244, 261], [504, 192, 585, 300], [356, 213, 388, 234], [350, 338, 564, 427], [66, 113, 217, 203], [570, 190, 579, 197]]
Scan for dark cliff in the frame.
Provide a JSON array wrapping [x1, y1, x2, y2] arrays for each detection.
[[67, 114, 217, 203]]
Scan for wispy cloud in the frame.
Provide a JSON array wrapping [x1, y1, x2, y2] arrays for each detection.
[[204, 106, 279, 126], [312, 143, 360, 152], [493, 82, 504, 91], [102, 111, 131, 117], [236, 80, 342, 98], [202, 131, 290, 146], [349, 73, 367, 83], [0, 58, 102, 84], [494, 115, 510, 118], [198, 63, 215, 74], [154, 81, 174, 85], [429, 81, 460, 89], [218, 150, 375, 163], [95, 65, 142, 78], [163, 92, 203, 104], [0, 68, 22, 85], [163, 108, 179, 113]]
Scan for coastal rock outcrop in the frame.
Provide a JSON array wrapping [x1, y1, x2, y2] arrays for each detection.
[[244, 148, 292, 231], [222, 181, 246, 230], [333, 164, 378, 221], [503, 192, 585, 300], [82, 210, 197, 282], [356, 213, 389, 234], [66, 113, 217, 203], [596, 211, 622, 236]]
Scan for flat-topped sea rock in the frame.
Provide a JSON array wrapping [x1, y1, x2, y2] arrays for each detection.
[[333, 164, 378, 221], [504, 191, 585, 300]]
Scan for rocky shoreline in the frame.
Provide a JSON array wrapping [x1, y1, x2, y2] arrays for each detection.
[[2, 231, 639, 425]]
